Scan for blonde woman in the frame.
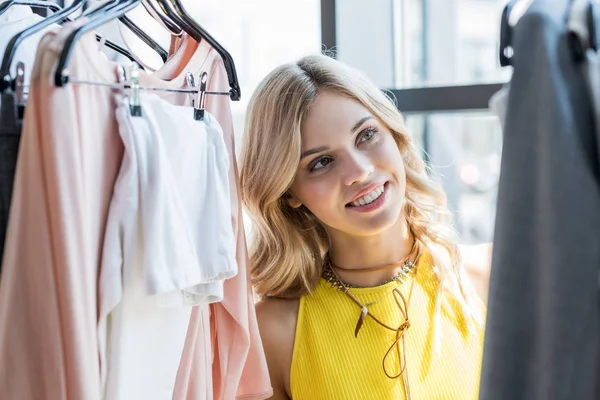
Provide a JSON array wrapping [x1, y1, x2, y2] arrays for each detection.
[[240, 54, 491, 400]]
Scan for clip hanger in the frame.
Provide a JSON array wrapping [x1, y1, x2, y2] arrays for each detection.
[[186, 72, 196, 92], [129, 63, 142, 117], [15, 62, 26, 119], [586, 1, 599, 52], [15, 62, 25, 105], [117, 64, 127, 85], [194, 71, 207, 121], [186, 71, 196, 107], [40, 66, 231, 113]]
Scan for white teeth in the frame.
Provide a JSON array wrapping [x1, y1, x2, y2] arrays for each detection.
[[350, 185, 385, 207]]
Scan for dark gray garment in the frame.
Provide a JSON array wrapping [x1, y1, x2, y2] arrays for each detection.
[[0, 92, 22, 272], [479, 1, 600, 399]]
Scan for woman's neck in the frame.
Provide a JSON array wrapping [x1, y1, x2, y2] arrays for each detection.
[[327, 216, 414, 287]]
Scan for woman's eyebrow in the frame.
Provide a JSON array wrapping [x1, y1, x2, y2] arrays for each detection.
[[351, 115, 375, 133], [300, 146, 330, 160]]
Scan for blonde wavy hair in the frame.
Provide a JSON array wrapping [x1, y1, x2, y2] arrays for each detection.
[[240, 54, 479, 328]]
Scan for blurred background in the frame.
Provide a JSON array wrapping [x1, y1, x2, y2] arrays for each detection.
[[86, 0, 511, 245]]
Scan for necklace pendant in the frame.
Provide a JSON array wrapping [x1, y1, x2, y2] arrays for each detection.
[[355, 306, 369, 338]]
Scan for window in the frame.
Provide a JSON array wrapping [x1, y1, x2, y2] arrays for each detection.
[[406, 113, 502, 244], [327, 0, 509, 243]]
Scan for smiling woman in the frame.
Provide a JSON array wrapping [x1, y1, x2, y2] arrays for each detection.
[[239, 54, 487, 400], [289, 91, 409, 242]]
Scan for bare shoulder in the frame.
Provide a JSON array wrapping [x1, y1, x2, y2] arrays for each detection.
[[256, 297, 300, 341], [458, 243, 493, 306], [256, 297, 300, 399]]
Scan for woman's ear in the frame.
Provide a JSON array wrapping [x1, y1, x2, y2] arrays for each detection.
[[286, 193, 302, 208]]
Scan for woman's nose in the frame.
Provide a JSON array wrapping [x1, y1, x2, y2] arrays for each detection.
[[342, 153, 375, 186]]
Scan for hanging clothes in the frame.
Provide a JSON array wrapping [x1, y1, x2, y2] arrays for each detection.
[[88, 29, 272, 400], [568, 0, 600, 172], [99, 92, 235, 400], [585, 52, 600, 169], [141, 35, 273, 400], [0, 6, 56, 269], [480, 1, 600, 399], [0, 92, 22, 272], [0, 22, 272, 400], [0, 27, 123, 400], [0, 6, 55, 85]]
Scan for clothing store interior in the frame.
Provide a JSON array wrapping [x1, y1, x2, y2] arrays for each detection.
[[0, 0, 598, 399]]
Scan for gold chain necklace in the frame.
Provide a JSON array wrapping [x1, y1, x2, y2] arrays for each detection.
[[323, 258, 416, 289], [322, 256, 419, 400]]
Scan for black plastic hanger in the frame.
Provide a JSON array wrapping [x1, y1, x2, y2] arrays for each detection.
[[83, 0, 168, 63], [118, 14, 168, 62], [0, 0, 83, 94], [0, 0, 61, 17], [83, 0, 122, 17], [142, 0, 182, 37], [567, 0, 600, 62], [156, 0, 241, 100], [153, 0, 195, 42], [499, 2, 515, 67], [499, 0, 536, 66], [54, 0, 143, 87], [585, 1, 599, 51], [0, 0, 141, 93]]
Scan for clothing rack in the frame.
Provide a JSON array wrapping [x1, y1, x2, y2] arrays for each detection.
[[0, 3, 268, 399], [51, 66, 228, 121], [0, 0, 241, 103]]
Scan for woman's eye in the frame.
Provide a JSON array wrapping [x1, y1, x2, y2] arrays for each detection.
[[309, 156, 333, 172], [358, 127, 378, 143]]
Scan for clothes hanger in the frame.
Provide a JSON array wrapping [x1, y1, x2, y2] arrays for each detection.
[[499, 0, 535, 67], [84, 0, 168, 63], [155, 0, 241, 100], [567, 0, 600, 61], [153, 0, 196, 43], [118, 14, 168, 62], [0, 0, 141, 93], [0, 0, 61, 17], [86, 0, 181, 45], [54, 0, 144, 87], [0, 0, 85, 93], [501, 0, 599, 66], [142, 0, 182, 37], [52, 0, 233, 119], [498, 3, 513, 67], [585, 0, 599, 51]]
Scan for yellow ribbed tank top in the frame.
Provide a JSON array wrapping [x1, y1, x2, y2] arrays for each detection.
[[290, 252, 486, 399]]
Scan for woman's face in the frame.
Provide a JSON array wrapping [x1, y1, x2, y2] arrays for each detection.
[[289, 90, 407, 238]]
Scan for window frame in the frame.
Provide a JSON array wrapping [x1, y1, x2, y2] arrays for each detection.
[[320, 0, 508, 114]]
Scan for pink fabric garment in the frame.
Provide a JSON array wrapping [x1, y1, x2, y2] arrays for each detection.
[[204, 58, 272, 400], [37, 31, 215, 400], [204, 61, 272, 400], [0, 25, 271, 399], [0, 27, 123, 399], [145, 37, 272, 400]]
